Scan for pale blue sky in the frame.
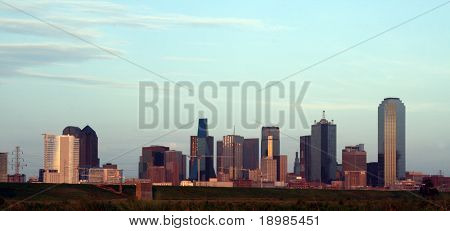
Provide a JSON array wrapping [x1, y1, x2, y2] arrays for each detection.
[[0, 0, 449, 178]]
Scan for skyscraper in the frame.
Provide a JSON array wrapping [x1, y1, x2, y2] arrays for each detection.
[[164, 150, 183, 186], [261, 127, 280, 159], [274, 155, 288, 182], [81, 126, 100, 168], [261, 158, 277, 182], [216, 140, 223, 179], [0, 152, 7, 182], [311, 111, 337, 184], [139, 145, 169, 181], [367, 162, 379, 187], [378, 98, 406, 187], [222, 135, 244, 180], [243, 138, 259, 170], [189, 118, 216, 181], [63, 125, 100, 180], [300, 135, 311, 180], [342, 144, 367, 189], [293, 152, 300, 176], [43, 134, 80, 184]]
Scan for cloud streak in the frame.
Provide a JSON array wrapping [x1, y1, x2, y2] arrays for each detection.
[[0, 18, 100, 39], [0, 42, 132, 88], [13, 70, 135, 89], [1, 0, 285, 39]]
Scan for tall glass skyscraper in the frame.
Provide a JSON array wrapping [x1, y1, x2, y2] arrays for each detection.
[[310, 111, 337, 184], [222, 135, 244, 180], [378, 98, 406, 187], [189, 118, 216, 181], [261, 127, 280, 159]]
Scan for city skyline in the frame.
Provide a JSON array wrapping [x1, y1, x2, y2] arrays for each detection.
[[0, 102, 449, 179], [1, 1, 450, 178]]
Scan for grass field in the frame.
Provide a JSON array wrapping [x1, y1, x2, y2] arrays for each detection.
[[0, 183, 448, 211]]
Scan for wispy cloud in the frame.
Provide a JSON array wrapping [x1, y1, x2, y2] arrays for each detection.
[[0, 42, 132, 88], [13, 70, 135, 89], [0, 43, 119, 64], [0, 18, 100, 39], [1, 0, 285, 37], [162, 56, 214, 63]]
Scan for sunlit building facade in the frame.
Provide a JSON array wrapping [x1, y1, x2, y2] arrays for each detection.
[[88, 163, 123, 184], [43, 134, 80, 184], [0, 152, 7, 182], [378, 98, 406, 187], [222, 135, 244, 180], [261, 127, 280, 159]]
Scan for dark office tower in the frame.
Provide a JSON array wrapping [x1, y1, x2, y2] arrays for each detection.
[[139, 146, 169, 181], [261, 127, 280, 159], [216, 140, 223, 176], [189, 118, 216, 181], [378, 98, 406, 187], [189, 136, 198, 180], [274, 155, 287, 182], [181, 154, 187, 181], [293, 152, 300, 176], [300, 136, 312, 181], [367, 162, 379, 187], [62, 126, 82, 138], [243, 138, 259, 170], [38, 169, 45, 183], [311, 111, 337, 184], [81, 126, 100, 168], [63, 125, 99, 180]]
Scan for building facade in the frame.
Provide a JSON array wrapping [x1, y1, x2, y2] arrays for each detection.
[[43, 134, 80, 184], [164, 150, 185, 186], [88, 163, 123, 184], [0, 152, 7, 182], [139, 146, 169, 181], [300, 135, 312, 181], [221, 135, 244, 180], [261, 127, 280, 159], [275, 155, 288, 182], [293, 152, 300, 176], [342, 144, 367, 189], [189, 118, 216, 181], [63, 125, 100, 180], [310, 111, 337, 184], [378, 98, 406, 187], [367, 162, 379, 187], [261, 158, 277, 182], [243, 138, 259, 172]]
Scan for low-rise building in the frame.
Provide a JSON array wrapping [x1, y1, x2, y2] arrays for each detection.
[[88, 163, 123, 184]]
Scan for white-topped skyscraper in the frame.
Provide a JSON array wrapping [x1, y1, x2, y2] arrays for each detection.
[[378, 98, 406, 187]]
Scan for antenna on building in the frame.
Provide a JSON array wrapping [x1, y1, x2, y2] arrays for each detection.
[[322, 110, 326, 119], [11, 146, 26, 175], [233, 125, 236, 136]]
